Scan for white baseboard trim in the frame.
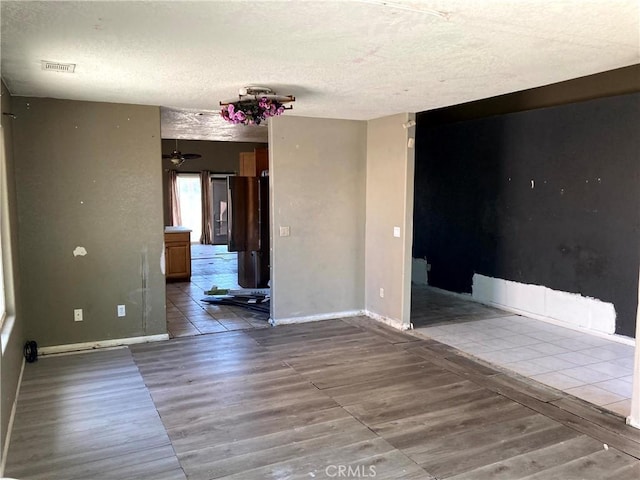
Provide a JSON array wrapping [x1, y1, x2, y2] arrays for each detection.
[[268, 310, 413, 333], [476, 298, 635, 346], [364, 310, 410, 331], [270, 310, 364, 326], [420, 284, 634, 346], [1, 357, 25, 476], [472, 274, 617, 335], [627, 416, 640, 429], [38, 333, 169, 356]]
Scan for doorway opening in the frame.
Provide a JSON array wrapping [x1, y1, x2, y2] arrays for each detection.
[[176, 173, 201, 243], [174, 172, 239, 289], [176, 173, 231, 246], [211, 176, 229, 246]]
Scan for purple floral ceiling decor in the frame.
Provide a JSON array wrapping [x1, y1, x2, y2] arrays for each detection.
[[220, 86, 295, 126]]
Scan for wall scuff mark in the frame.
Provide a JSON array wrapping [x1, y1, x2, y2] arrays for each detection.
[[140, 248, 149, 333]]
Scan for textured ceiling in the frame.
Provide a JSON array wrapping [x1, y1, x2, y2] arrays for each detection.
[[160, 107, 269, 142], [2, 1, 638, 142]]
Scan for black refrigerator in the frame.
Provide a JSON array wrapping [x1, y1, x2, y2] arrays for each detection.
[[227, 175, 270, 288]]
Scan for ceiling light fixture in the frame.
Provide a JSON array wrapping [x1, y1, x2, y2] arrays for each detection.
[[219, 86, 295, 126]]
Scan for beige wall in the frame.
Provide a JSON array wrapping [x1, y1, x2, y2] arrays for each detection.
[[269, 116, 367, 321], [12, 98, 166, 347], [160, 139, 266, 225], [365, 113, 415, 328], [0, 82, 24, 469]]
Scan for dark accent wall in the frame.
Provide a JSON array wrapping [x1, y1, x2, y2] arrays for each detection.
[[414, 84, 640, 337]]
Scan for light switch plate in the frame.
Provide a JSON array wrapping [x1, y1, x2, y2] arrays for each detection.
[[393, 226, 401, 238], [279, 226, 290, 237], [117, 305, 126, 317]]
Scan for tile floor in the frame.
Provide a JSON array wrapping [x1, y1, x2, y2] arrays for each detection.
[[411, 286, 636, 417], [166, 244, 269, 338]]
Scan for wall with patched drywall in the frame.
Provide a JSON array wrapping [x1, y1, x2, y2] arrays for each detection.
[[414, 91, 640, 337], [13, 97, 166, 346]]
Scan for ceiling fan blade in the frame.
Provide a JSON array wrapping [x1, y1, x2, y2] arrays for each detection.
[[182, 153, 202, 160], [162, 149, 183, 159]]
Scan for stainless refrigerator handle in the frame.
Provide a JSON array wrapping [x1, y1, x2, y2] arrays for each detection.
[[226, 179, 233, 249]]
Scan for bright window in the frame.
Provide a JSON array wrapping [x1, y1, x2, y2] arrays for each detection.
[[0, 127, 7, 326], [176, 173, 202, 243]]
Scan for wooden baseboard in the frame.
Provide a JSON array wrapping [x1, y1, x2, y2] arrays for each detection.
[[38, 334, 169, 356]]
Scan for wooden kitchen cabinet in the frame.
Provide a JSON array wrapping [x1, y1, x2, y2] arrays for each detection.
[[165, 229, 191, 281], [239, 147, 268, 177]]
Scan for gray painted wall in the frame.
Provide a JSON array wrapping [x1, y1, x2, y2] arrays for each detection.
[[269, 116, 367, 321], [0, 82, 24, 468], [365, 113, 415, 327], [160, 139, 267, 225], [12, 98, 166, 347]]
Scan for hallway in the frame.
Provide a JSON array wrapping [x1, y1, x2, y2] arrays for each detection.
[[165, 244, 269, 338]]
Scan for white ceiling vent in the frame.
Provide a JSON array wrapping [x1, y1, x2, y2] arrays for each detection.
[[41, 61, 76, 73]]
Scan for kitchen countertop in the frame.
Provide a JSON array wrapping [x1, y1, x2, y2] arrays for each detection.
[[164, 226, 192, 233]]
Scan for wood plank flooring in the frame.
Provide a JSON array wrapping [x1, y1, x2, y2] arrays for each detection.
[[5, 348, 185, 480], [7, 317, 640, 479]]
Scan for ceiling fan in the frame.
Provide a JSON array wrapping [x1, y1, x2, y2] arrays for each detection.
[[162, 139, 202, 167]]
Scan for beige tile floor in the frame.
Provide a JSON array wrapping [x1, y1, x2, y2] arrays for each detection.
[[412, 286, 636, 417], [166, 244, 269, 338]]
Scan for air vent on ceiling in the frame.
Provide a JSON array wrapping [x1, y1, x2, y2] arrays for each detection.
[[41, 61, 76, 73]]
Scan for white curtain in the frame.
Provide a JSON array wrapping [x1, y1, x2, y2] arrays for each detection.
[[168, 170, 182, 226]]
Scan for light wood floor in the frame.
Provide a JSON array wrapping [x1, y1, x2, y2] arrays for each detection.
[[7, 318, 640, 479], [6, 348, 185, 479]]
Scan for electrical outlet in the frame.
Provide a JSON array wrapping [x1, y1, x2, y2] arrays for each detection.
[[117, 305, 126, 317], [379, 288, 384, 298], [74, 309, 83, 322], [393, 226, 401, 238]]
